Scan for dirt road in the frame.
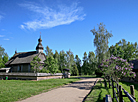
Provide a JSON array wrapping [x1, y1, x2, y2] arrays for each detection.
[[18, 78, 100, 102]]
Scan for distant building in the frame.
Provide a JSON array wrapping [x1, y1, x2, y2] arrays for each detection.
[[129, 59, 138, 73], [5, 36, 46, 73]]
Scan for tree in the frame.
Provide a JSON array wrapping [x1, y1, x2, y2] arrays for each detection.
[[0, 57, 4, 68], [53, 50, 59, 60], [88, 51, 97, 74], [71, 64, 79, 76], [44, 56, 58, 74], [0, 46, 9, 68], [30, 56, 41, 73], [82, 52, 89, 75], [91, 23, 113, 64], [75, 55, 81, 75], [45, 46, 54, 57], [3, 54, 8, 64], [109, 44, 124, 58], [66, 49, 75, 73], [58, 50, 67, 72], [109, 39, 138, 61]]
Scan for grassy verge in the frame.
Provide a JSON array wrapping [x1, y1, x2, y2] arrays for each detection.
[[85, 80, 138, 102], [0, 78, 80, 102]]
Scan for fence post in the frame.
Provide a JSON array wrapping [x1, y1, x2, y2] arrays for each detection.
[[109, 77, 111, 88], [104, 78, 107, 88], [130, 85, 135, 98], [116, 83, 118, 97], [112, 78, 115, 98], [119, 85, 123, 102]]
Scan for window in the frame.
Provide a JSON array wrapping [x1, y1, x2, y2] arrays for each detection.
[[18, 65, 22, 72]]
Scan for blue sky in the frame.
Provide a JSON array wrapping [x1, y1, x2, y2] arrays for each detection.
[[0, 0, 138, 60]]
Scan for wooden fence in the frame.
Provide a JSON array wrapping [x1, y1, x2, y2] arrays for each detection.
[[104, 77, 136, 102]]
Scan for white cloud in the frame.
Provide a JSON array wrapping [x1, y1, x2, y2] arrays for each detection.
[[0, 35, 4, 37], [20, 25, 25, 29], [0, 15, 3, 21], [19, 2, 86, 30], [1, 29, 5, 31], [4, 38, 9, 40]]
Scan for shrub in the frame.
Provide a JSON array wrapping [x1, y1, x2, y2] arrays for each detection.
[[40, 68, 50, 73], [99, 55, 136, 79], [56, 70, 61, 73]]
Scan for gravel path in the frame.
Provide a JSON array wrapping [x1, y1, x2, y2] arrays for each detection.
[[18, 78, 100, 102]]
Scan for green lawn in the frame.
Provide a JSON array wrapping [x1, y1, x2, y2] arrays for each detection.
[[0, 78, 80, 102], [85, 80, 138, 102], [71, 74, 104, 78]]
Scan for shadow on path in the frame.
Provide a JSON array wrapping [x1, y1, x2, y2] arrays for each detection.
[[63, 80, 96, 90]]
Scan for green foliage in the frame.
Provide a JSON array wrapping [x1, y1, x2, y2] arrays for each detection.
[[88, 51, 98, 74], [109, 39, 138, 61], [30, 56, 42, 73], [0, 46, 9, 68], [91, 23, 113, 64], [81, 51, 98, 75], [40, 68, 49, 73], [58, 50, 67, 72], [82, 52, 89, 75], [75, 55, 81, 75], [71, 64, 79, 76], [44, 56, 58, 74], [56, 70, 61, 73], [45, 46, 54, 57], [66, 50, 75, 73], [100, 55, 136, 79]]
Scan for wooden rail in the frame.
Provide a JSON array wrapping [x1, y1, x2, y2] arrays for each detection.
[[104, 77, 136, 102]]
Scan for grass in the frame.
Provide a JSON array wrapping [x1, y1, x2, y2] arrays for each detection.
[[85, 80, 138, 102], [0, 78, 80, 102], [71, 74, 104, 78]]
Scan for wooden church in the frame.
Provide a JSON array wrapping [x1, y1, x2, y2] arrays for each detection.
[[5, 36, 46, 72]]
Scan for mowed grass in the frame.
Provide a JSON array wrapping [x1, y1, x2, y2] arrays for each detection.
[[0, 78, 80, 102], [85, 80, 138, 102]]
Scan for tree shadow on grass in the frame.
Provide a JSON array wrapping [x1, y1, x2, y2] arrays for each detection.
[[84, 81, 113, 102], [121, 81, 138, 91]]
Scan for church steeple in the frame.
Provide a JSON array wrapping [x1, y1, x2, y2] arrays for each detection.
[[36, 35, 44, 53]]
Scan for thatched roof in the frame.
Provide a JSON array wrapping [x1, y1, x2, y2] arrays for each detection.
[[5, 51, 46, 66]]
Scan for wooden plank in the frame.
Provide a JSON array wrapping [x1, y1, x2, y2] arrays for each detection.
[[105, 95, 112, 102]]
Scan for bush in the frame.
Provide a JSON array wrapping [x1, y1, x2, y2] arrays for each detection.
[[40, 68, 50, 73], [100, 55, 136, 79], [95, 70, 103, 77], [56, 70, 61, 73]]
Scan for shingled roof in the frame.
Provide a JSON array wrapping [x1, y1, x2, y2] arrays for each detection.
[[5, 51, 46, 66]]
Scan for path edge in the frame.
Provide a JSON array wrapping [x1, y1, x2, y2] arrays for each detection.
[[82, 78, 99, 102]]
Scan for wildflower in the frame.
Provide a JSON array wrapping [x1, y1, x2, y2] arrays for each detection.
[[104, 65, 108, 67], [106, 59, 109, 61], [111, 55, 114, 57], [131, 66, 134, 68]]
